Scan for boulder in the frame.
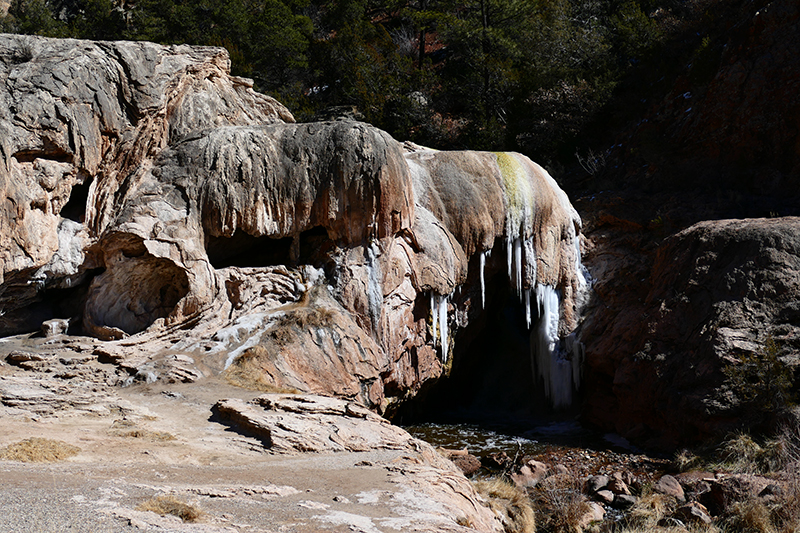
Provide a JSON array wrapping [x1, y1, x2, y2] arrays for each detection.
[[582, 216, 800, 448], [653, 474, 686, 503]]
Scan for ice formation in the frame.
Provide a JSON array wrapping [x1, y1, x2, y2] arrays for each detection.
[[493, 152, 587, 408], [430, 293, 451, 363]]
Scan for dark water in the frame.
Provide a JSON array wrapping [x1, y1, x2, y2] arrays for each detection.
[[403, 418, 637, 458]]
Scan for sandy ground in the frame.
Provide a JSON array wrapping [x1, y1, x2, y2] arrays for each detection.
[[0, 335, 481, 533]]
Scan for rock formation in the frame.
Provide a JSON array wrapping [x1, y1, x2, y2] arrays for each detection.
[[580, 216, 800, 449], [0, 34, 586, 412]]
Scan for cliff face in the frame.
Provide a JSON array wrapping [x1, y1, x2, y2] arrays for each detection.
[[0, 34, 586, 412]]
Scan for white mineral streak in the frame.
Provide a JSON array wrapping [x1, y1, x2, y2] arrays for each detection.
[[366, 241, 383, 334]]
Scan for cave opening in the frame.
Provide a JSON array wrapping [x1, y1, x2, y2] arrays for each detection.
[[60, 176, 92, 223], [0, 267, 105, 337], [393, 264, 584, 448], [206, 226, 334, 269]]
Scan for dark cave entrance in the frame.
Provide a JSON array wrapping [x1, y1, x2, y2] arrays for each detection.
[[394, 260, 575, 428], [206, 226, 333, 269], [60, 176, 92, 223], [0, 267, 105, 337]]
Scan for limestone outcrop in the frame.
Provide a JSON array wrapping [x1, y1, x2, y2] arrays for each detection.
[[0, 34, 586, 411]]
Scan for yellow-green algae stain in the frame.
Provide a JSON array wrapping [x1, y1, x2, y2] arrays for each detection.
[[494, 152, 535, 238]]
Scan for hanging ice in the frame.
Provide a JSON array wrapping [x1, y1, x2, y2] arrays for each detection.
[[429, 293, 451, 363], [480, 250, 491, 309], [430, 292, 438, 346], [438, 295, 449, 363], [532, 284, 576, 408]]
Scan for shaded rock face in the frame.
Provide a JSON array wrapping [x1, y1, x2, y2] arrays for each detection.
[[0, 34, 586, 412], [580, 216, 800, 449]]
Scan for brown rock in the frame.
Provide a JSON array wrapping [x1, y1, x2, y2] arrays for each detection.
[[608, 472, 631, 495], [586, 474, 610, 494], [582, 216, 800, 448], [595, 490, 615, 504], [440, 448, 482, 476], [653, 474, 686, 503], [579, 502, 606, 529], [0, 34, 588, 415], [675, 501, 712, 525]]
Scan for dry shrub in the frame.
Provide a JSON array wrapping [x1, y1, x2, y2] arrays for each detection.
[[109, 419, 175, 441], [0, 437, 80, 462], [270, 307, 337, 346], [137, 495, 203, 522], [224, 346, 300, 393], [674, 448, 705, 473], [722, 499, 776, 533], [625, 492, 676, 530], [532, 473, 590, 533], [474, 477, 536, 533]]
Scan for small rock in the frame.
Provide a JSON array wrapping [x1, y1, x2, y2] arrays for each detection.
[[448, 453, 481, 476], [333, 495, 351, 504], [653, 474, 686, 502], [510, 463, 548, 489], [586, 474, 610, 494], [41, 318, 70, 337], [675, 501, 712, 525], [554, 464, 570, 476], [594, 490, 614, 504], [578, 502, 606, 529], [612, 494, 637, 509], [608, 472, 630, 495]]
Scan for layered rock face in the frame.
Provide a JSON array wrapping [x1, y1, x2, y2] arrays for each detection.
[[580, 215, 800, 449], [0, 34, 586, 412]]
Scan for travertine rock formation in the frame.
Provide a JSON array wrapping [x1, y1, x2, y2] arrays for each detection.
[[0, 34, 585, 412]]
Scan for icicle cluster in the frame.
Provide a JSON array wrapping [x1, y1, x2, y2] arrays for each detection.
[[430, 292, 451, 363]]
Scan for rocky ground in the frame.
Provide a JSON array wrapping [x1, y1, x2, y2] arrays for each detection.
[[0, 332, 503, 533]]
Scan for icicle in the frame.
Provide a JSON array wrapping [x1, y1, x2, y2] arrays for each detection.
[[514, 237, 523, 297], [506, 235, 513, 280], [525, 288, 532, 329], [430, 292, 438, 346], [532, 284, 575, 408], [479, 250, 491, 309], [438, 295, 449, 363]]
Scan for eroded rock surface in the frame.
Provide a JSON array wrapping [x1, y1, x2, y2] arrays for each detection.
[[0, 33, 587, 411]]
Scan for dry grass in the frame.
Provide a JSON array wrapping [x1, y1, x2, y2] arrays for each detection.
[[474, 478, 536, 533], [532, 473, 591, 533], [137, 495, 203, 523], [721, 499, 776, 533], [0, 437, 80, 462], [224, 345, 300, 393], [625, 492, 676, 530], [268, 307, 337, 346], [109, 419, 176, 441]]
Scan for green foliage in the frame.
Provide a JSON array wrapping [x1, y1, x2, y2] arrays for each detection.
[[724, 336, 795, 418], [0, 0, 673, 160]]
